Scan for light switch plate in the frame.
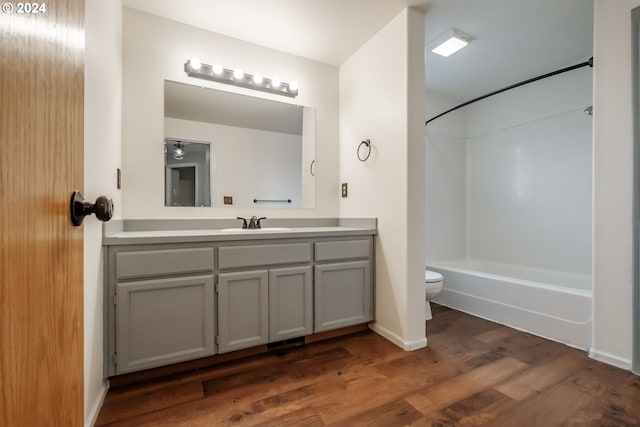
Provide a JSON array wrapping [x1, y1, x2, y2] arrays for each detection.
[[341, 183, 348, 198]]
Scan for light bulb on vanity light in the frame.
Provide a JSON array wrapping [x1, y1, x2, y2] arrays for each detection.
[[253, 73, 264, 84], [271, 77, 281, 88], [289, 81, 299, 92], [212, 64, 223, 75], [233, 68, 244, 80], [189, 58, 201, 70]]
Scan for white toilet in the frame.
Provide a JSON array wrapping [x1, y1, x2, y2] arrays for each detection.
[[424, 270, 443, 321]]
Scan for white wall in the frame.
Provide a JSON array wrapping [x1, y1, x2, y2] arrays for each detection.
[[425, 92, 467, 261], [84, 0, 122, 425], [591, 0, 640, 369], [165, 117, 302, 207], [339, 8, 426, 350], [122, 8, 339, 218], [466, 69, 593, 276]]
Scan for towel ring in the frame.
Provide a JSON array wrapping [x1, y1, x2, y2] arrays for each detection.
[[357, 139, 371, 162]]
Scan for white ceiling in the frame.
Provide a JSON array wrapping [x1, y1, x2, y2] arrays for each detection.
[[424, 0, 593, 101], [122, 0, 593, 102], [122, 0, 427, 66]]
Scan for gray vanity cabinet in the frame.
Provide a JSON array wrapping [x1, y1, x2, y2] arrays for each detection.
[[314, 239, 373, 332], [104, 230, 375, 376], [106, 245, 216, 376], [217, 265, 313, 353], [268, 266, 313, 341], [115, 275, 215, 374], [217, 242, 313, 353], [217, 270, 269, 353]]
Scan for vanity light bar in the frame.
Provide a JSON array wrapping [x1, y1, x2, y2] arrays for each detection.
[[184, 59, 299, 98]]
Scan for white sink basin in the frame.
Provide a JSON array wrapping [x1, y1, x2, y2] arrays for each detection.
[[219, 227, 291, 232]]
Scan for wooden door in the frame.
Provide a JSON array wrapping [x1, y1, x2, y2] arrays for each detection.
[[0, 1, 85, 425]]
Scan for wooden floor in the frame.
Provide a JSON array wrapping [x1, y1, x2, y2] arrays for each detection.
[[96, 305, 640, 426]]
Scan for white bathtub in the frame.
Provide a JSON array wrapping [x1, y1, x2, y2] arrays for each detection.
[[426, 259, 592, 349]]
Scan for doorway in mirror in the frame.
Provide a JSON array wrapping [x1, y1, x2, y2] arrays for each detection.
[[164, 139, 211, 207]]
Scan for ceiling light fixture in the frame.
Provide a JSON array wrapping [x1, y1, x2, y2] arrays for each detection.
[[173, 142, 185, 160], [184, 59, 299, 98], [428, 28, 474, 57]]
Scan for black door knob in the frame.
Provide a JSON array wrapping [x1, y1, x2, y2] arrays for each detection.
[[70, 191, 114, 226]]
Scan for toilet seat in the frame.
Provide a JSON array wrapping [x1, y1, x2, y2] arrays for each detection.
[[425, 270, 443, 283]]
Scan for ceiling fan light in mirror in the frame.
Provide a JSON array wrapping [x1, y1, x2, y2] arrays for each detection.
[[184, 60, 298, 98], [173, 143, 185, 160]]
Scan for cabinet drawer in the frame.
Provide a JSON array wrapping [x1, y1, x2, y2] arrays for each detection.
[[116, 247, 215, 280], [218, 243, 312, 270], [315, 239, 371, 262]]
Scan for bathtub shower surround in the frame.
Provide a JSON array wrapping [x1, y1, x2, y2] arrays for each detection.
[[425, 67, 593, 348]]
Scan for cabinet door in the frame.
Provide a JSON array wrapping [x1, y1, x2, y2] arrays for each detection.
[[269, 266, 313, 342], [314, 261, 372, 332], [115, 275, 215, 374], [218, 270, 269, 353]]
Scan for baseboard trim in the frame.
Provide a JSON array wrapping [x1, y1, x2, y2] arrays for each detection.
[[369, 322, 427, 351], [588, 348, 632, 371], [85, 380, 109, 427]]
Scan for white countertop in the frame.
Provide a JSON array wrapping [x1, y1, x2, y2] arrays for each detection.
[[103, 226, 377, 245]]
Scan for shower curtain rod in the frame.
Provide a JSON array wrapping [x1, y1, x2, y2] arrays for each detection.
[[425, 57, 594, 126]]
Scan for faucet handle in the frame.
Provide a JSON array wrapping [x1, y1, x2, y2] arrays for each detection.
[[256, 217, 267, 229], [236, 217, 248, 229]]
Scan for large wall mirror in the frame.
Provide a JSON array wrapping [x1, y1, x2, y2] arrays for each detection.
[[164, 80, 316, 208]]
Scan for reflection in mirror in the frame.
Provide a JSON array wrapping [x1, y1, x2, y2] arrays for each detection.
[[164, 139, 211, 207], [164, 80, 316, 208]]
